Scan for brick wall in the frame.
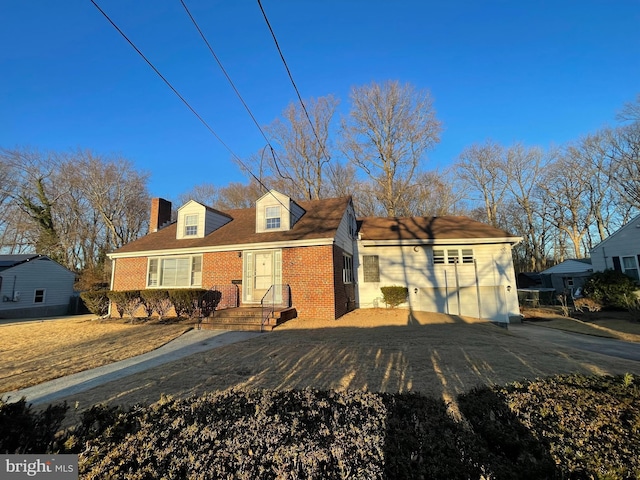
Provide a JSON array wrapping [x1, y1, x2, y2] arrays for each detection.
[[112, 244, 348, 321], [282, 245, 338, 320]]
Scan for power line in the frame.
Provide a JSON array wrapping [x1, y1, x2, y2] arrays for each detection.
[[256, 0, 333, 167], [90, 0, 287, 209]]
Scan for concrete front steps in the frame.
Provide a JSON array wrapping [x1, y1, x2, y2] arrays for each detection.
[[200, 307, 297, 332]]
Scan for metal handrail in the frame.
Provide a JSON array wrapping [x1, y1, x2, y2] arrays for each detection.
[[260, 284, 291, 332]]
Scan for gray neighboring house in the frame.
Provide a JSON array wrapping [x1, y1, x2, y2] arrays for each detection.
[[590, 213, 640, 284], [0, 255, 76, 319], [540, 259, 594, 295]]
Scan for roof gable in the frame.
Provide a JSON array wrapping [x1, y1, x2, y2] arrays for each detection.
[[590, 212, 640, 253]]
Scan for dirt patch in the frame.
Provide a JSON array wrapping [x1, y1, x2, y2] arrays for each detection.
[[39, 309, 640, 427]]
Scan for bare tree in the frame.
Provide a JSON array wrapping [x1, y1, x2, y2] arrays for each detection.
[[454, 140, 507, 227], [178, 183, 219, 207], [257, 95, 339, 200], [607, 95, 640, 208], [217, 181, 264, 209], [341, 80, 442, 216]]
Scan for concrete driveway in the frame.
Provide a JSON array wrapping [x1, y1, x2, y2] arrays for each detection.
[[509, 322, 640, 362]]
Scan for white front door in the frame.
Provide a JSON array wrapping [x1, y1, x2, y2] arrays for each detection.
[[243, 250, 282, 303]]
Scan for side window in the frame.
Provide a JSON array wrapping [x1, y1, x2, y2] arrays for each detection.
[[34, 289, 46, 303], [343, 255, 353, 283]]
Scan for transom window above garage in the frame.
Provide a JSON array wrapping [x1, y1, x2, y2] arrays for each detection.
[[433, 248, 474, 265]]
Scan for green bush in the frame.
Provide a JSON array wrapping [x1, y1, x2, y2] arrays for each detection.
[[583, 269, 638, 309], [380, 286, 408, 308], [79, 290, 109, 316]]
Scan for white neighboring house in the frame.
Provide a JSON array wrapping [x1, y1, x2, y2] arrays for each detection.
[[0, 255, 76, 319], [356, 216, 522, 325], [590, 213, 640, 283], [539, 259, 593, 295]]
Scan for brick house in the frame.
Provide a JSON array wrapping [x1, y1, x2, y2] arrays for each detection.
[[108, 190, 522, 324], [108, 190, 358, 320]]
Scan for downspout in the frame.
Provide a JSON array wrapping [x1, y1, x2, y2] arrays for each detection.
[[108, 258, 116, 317]]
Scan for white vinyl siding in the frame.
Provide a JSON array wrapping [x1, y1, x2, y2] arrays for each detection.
[[147, 255, 202, 288]]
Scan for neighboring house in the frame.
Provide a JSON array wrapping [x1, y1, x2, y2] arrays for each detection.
[[0, 255, 76, 319], [108, 191, 523, 324], [539, 259, 593, 295], [590, 213, 640, 283], [356, 216, 522, 323]]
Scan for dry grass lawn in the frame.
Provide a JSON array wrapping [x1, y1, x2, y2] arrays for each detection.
[[0, 315, 191, 393], [6, 308, 635, 428]]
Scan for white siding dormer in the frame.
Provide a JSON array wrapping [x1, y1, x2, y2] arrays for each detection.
[[255, 190, 305, 233], [176, 200, 232, 239]]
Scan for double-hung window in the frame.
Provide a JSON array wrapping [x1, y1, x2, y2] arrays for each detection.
[[34, 289, 46, 303], [184, 214, 198, 236], [265, 206, 281, 230], [147, 255, 203, 287]]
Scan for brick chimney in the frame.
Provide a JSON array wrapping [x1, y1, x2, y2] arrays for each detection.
[[149, 198, 172, 233]]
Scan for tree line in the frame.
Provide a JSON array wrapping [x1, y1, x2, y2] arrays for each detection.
[[1, 81, 638, 282]]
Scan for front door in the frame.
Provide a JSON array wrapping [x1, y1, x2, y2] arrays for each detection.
[[243, 250, 282, 303]]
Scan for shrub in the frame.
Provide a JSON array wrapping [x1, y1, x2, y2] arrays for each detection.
[[583, 270, 638, 309], [107, 290, 142, 321], [79, 290, 109, 316], [140, 289, 173, 320], [0, 397, 68, 454], [380, 286, 408, 308], [168, 289, 205, 319]]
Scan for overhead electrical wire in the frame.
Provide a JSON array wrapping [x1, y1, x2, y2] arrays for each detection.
[[256, 0, 333, 167], [90, 0, 292, 211]]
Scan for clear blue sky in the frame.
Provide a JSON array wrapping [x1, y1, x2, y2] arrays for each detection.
[[2, 1, 638, 202]]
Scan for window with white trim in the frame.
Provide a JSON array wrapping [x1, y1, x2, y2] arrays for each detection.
[[34, 289, 45, 303], [147, 255, 203, 287], [184, 214, 198, 236], [265, 206, 281, 230], [433, 249, 445, 264], [343, 254, 353, 284], [622, 256, 639, 281]]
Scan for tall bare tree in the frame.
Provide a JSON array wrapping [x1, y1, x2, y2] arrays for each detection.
[[341, 80, 442, 216], [257, 95, 339, 200], [455, 140, 507, 228]]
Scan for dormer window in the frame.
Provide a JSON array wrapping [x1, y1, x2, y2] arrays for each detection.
[[265, 206, 281, 230], [184, 214, 198, 236]]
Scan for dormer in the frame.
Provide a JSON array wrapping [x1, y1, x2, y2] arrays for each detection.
[[255, 190, 305, 233], [176, 200, 232, 240]]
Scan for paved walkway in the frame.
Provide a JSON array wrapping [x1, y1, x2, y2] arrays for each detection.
[[509, 322, 640, 362], [3, 329, 261, 406]]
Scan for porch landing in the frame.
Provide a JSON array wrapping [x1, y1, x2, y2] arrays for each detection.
[[200, 307, 297, 332]]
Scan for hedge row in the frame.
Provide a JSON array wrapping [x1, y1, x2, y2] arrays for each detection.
[[80, 289, 222, 319], [2, 373, 639, 479]]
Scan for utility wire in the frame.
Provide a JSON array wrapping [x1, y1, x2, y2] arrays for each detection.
[[90, 0, 284, 207], [256, 0, 333, 167]]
